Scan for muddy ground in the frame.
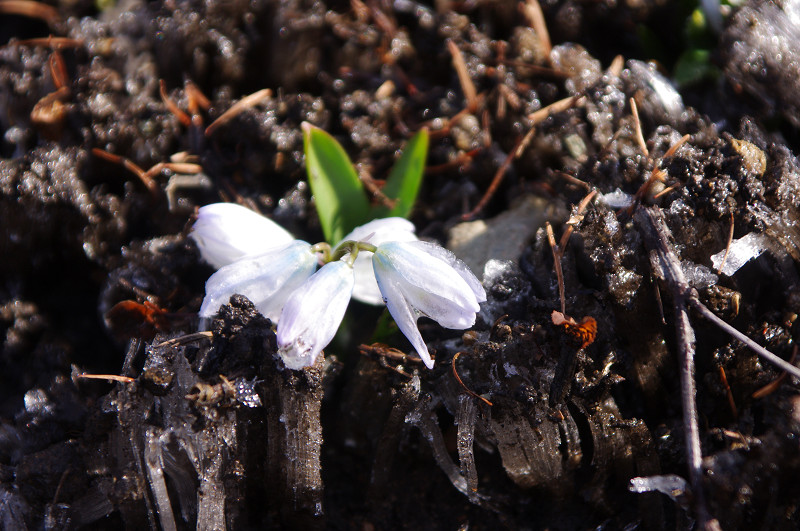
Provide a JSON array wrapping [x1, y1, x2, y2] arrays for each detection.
[[2, 0, 800, 529]]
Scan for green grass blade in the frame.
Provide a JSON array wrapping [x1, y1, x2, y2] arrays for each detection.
[[371, 128, 428, 219], [303, 122, 370, 243]]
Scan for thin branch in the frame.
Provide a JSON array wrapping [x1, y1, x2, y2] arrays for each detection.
[[558, 190, 597, 250], [77, 373, 135, 383], [447, 40, 478, 113], [673, 294, 712, 527], [752, 344, 799, 398], [205, 88, 272, 136], [159, 79, 191, 127], [452, 352, 493, 407], [718, 366, 738, 418], [633, 206, 716, 529], [689, 298, 800, 381], [546, 222, 566, 315], [153, 331, 213, 348], [0, 0, 60, 28], [520, 0, 551, 60], [715, 212, 735, 275], [8, 36, 83, 48], [526, 95, 581, 127], [461, 138, 522, 221], [630, 97, 648, 157]]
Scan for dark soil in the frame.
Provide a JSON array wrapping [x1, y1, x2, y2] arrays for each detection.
[[2, 0, 800, 529]]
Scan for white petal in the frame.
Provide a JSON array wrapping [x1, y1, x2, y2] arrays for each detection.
[[339, 218, 418, 305], [191, 203, 294, 268], [278, 260, 354, 369], [406, 241, 487, 303], [338, 217, 416, 244], [374, 270, 433, 369], [199, 240, 317, 321], [374, 242, 481, 315]]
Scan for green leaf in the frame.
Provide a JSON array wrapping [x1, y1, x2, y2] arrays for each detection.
[[370, 128, 428, 219], [674, 48, 717, 87], [303, 122, 370, 244]]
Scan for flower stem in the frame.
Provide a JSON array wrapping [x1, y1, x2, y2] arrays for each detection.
[[329, 240, 377, 263]]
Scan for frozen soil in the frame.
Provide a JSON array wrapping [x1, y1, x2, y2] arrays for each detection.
[[2, 0, 800, 529]]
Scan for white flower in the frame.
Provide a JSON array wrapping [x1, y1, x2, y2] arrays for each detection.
[[337, 217, 418, 305], [199, 240, 317, 321], [372, 241, 486, 368], [191, 203, 294, 269], [277, 260, 354, 370]]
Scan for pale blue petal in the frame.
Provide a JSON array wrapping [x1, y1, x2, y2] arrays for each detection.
[[373, 265, 433, 369], [338, 217, 416, 244], [374, 242, 481, 314], [373, 249, 476, 329], [339, 217, 417, 305], [278, 260, 354, 369], [199, 240, 316, 321], [192, 203, 294, 268], [406, 241, 486, 303]]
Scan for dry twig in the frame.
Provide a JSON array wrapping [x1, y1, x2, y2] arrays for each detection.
[[520, 0, 551, 60], [0, 0, 60, 27], [634, 206, 717, 530], [452, 351, 493, 407], [447, 40, 478, 113], [77, 373, 135, 383], [630, 97, 649, 157], [715, 212, 736, 275], [205, 88, 272, 136]]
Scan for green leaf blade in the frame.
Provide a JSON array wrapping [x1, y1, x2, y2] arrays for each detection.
[[371, 128, 428, 219], [303, 122, 370, 243]]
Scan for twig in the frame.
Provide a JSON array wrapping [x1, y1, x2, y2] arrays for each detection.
[[159, 79, 192, 127], [452, 352, 492, 407], [464, 94, 582, 220], [689, 299, 800, 380], [718, 366, 738, 419], [8, 36, 83, 48], [205, 88, 272, 136], [673, 289, 711, 527], [461, 138, 522, 221], [554, 170, 592, 191], [558, 190, 597, 250], [608, 55, 624, 77], [526, 95, 581, 126], [752, 344, 799, 398], [715, 212, 735, 275], [652, 182, 681, 200], [520, 0, 552, 60], [77, 373, 135, 383], [630, 97, 649, 157], [92, 148, 159, 195], [546, 222, 566, 315], [153, 331, 213, 348], [664, 134, 691, 159], [49, 50, 69, 90], [0, 0, 60, 27], [633, 206, 716, 529], [447, 40, 478, 113]]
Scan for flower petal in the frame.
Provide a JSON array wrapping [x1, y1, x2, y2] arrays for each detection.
[[339, 217, 416, 244], [374, 242, 481, 314], [406, 241, 487, 303], [373, 270, 433, 369], [278, 260, 354, 369], [192, 203, 294, 268], [199, 240, 317, 321], [339, 217, 418, 305]]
